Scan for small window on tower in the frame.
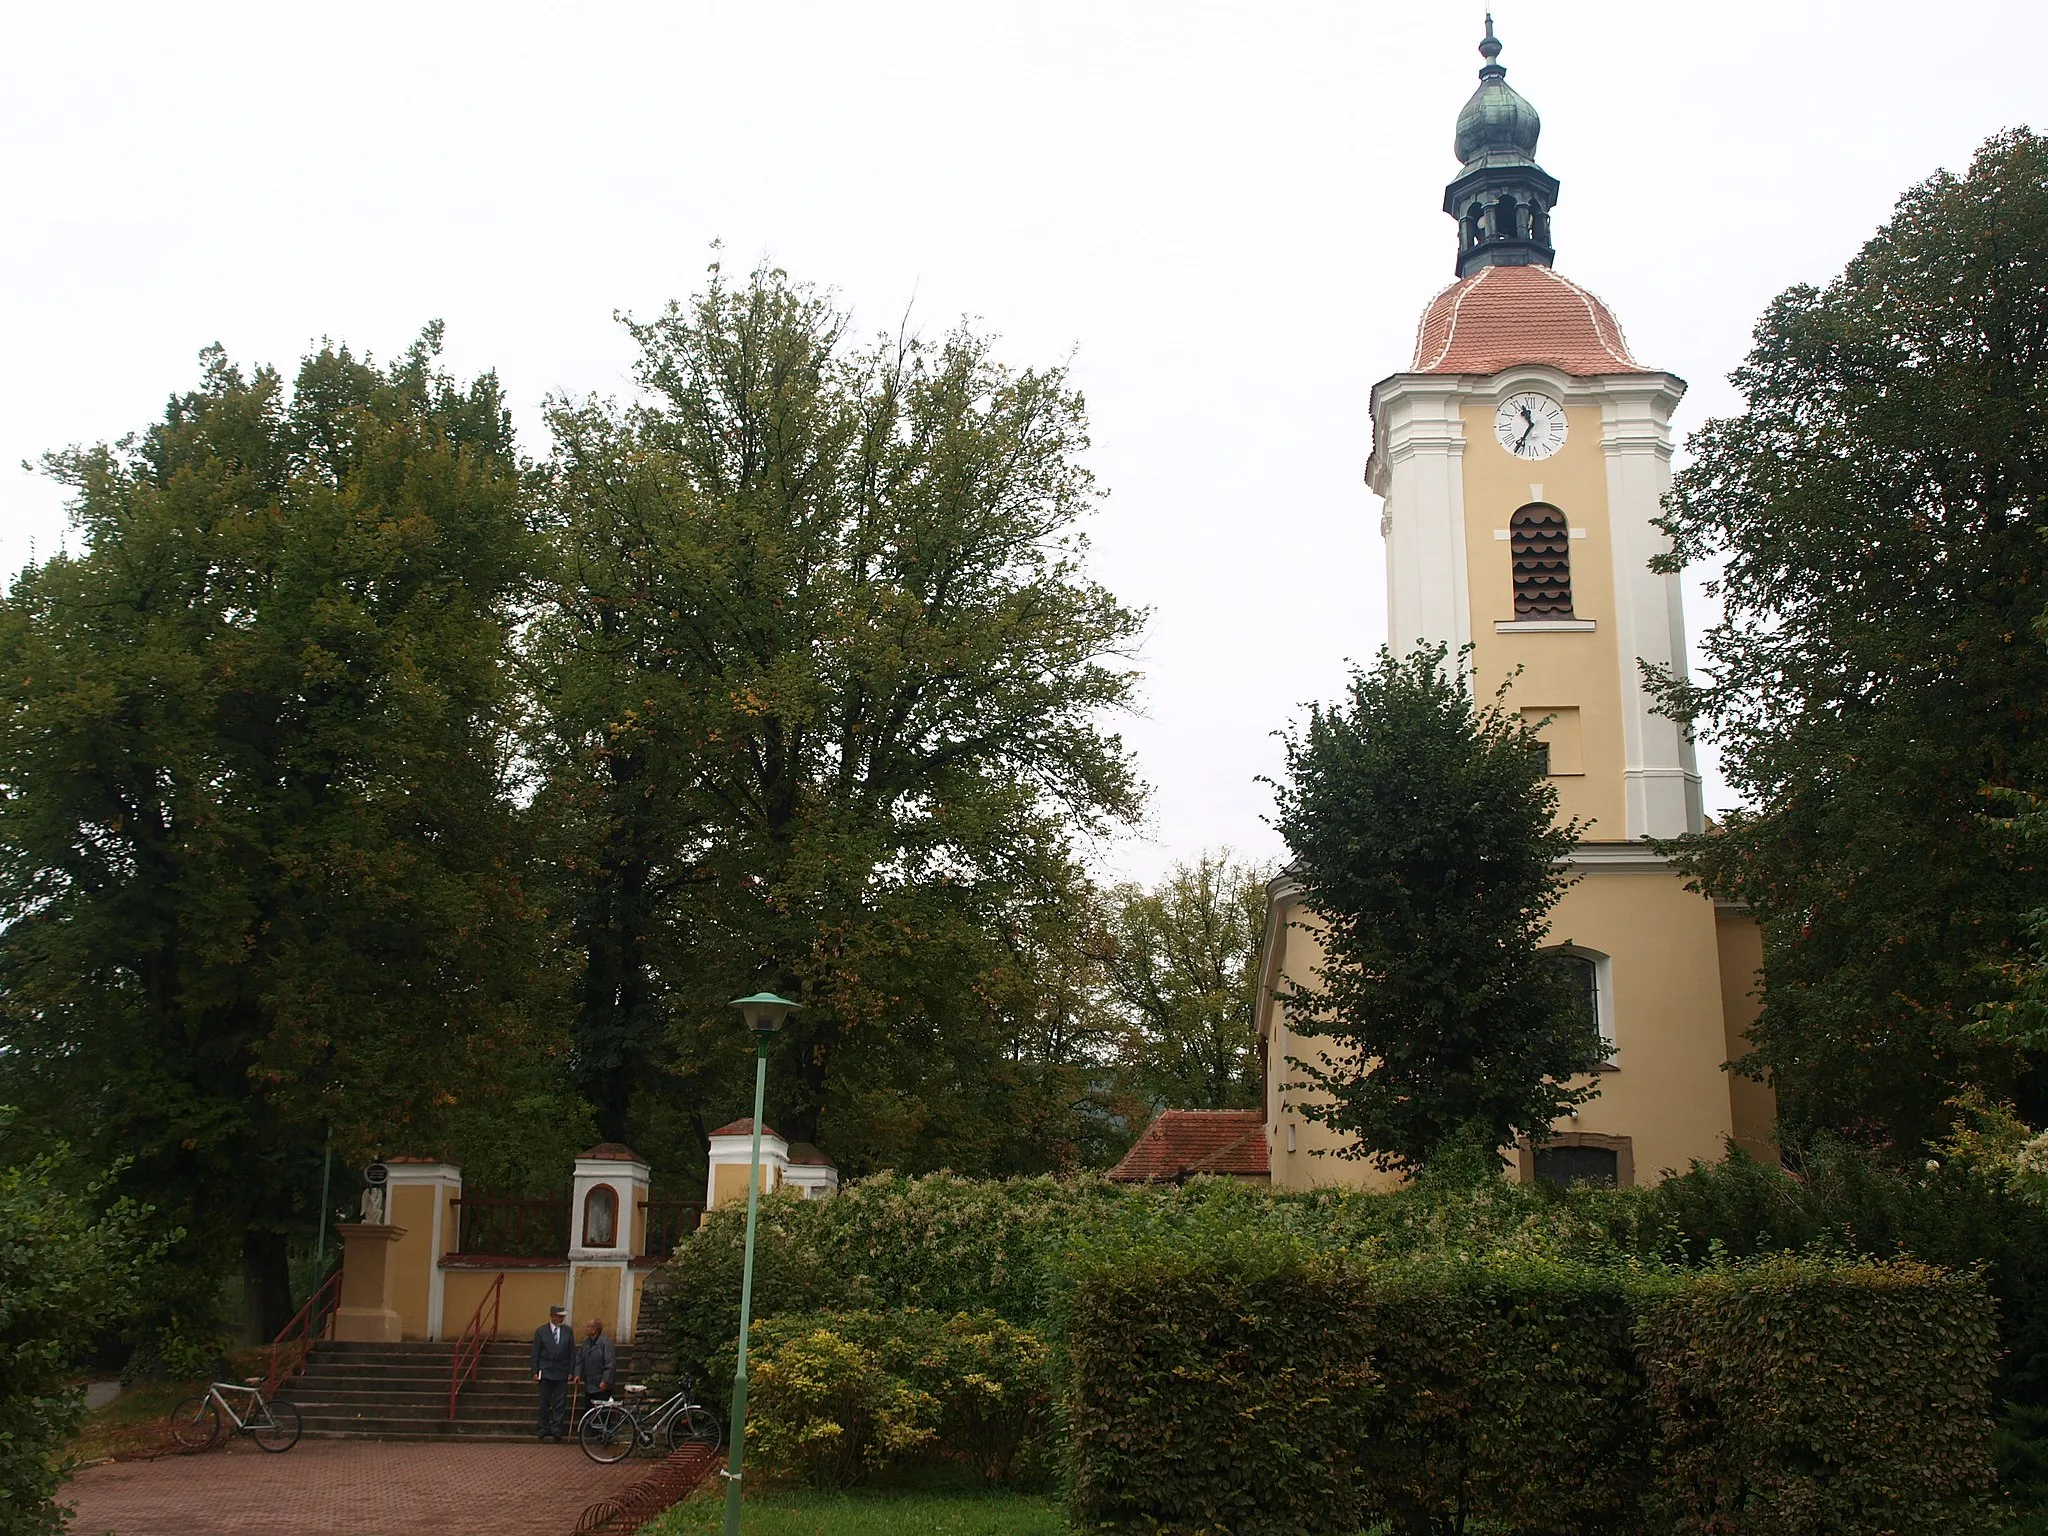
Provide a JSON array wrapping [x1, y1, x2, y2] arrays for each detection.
[[1509, 504, 1573, 617]]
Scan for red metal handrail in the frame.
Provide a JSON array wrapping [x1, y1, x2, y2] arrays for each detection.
[[264, 1265, 343, 1398], [448, 1271, 504, 1419]]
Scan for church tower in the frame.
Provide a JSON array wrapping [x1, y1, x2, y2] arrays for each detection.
[[1255, 21, 1776, 1191], [1367, 17, 1702, 842]]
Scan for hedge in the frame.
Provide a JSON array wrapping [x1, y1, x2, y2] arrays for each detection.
[[1066, 1233, 1379, 1536], [1360, 1257, 1649, 1536], [1068, 1248, 2000, 1536], [1637, 1254, 2001, 1536]]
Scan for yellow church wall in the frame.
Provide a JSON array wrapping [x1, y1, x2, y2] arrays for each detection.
[[1714, 907, 1780, 1163], [1259, 889, 1414, 1194], [1457, 400, 1628, 840], [1545, 865, 1738, 1181], [1258, 863, 1753, 1191]]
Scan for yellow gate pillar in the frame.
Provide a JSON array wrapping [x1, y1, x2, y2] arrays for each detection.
[[333, 1223, 407, 1342]]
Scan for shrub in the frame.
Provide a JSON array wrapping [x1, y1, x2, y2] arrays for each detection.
[[741, 1325, 935, 1489], [821, 1310, 1052, 1484], [1066, 1232, 1379, 1536], [0, 1128, 153, 1536], [736, 1310, 1052, 1485], [1361, 1256, 1652, 1536], [1636, 1254, 2001, 1536]]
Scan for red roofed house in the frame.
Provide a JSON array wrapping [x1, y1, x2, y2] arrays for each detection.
[[1253, 20, 1776, 1194], [1110, 1109, 1269, 1185]]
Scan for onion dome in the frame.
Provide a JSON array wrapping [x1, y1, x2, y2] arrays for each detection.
[[1443, 17, 1559, 278], [1454, 17, 1542, 167], [1410, 265, 1646, 377]]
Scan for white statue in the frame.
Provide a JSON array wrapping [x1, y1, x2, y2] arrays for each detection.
[[359, 1185, 387, 1225]]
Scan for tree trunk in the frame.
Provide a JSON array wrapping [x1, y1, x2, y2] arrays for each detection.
[[241, 1227, 296, 1343]]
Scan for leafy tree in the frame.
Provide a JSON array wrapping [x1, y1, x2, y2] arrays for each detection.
[[0, 332, 560, 1336], [1650, 129, 2048, 1152], [0, 1117, 155, 1536], [1102, 851, 1274, 1111], [526, 262, 1144, 1172], [1268, 644, 1598, 1172]]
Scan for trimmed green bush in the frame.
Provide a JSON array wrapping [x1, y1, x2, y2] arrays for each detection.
[[835, 1310, 1052, 1484], [1066, 1233, 1379, 1536], [738, 1310, 1052, 1487], [1637, 1254, 2001, 1536], [742, 1324, 937, 1488], [1361, 1257, 1651, 1536]]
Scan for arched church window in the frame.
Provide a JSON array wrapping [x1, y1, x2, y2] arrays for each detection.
[[1464, 203, 1484, 248], [1545, 945, 1616, 1070], [1509, 503, 1572, 617], [582, 1183, 618, 1248], [1530, 202, 1551, 245], [1494, 195, 1520, 240]]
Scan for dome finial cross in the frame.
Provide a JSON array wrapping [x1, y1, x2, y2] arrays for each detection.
[[1479, 13, 1505, 72]]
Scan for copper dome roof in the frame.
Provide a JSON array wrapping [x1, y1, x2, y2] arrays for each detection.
[[1409, 264, 1646, 377]]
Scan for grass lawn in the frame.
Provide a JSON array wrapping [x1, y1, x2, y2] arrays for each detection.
[[648, 1485, 1068, 1536]]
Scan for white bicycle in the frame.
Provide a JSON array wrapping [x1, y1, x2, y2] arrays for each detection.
[[167, 1377, 303, 1453]]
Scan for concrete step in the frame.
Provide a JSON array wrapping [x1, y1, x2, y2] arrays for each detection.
[[275, 1339, 666, 1441]]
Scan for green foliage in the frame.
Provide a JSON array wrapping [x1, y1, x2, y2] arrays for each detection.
[[1071, 1236, 1997, 1536], [1066, 1232, 1380, 1536], [1268, 642, 1598, 1170], [1101, 849, 1275, 1112], [1360, 1257, 1650, 1536], [0, 329, 560, 1334], [526, 259, 1145, 1171], [1649, 128, 2048, 1150], [1637, 1255, 2001, 1536], [741, 1310, 1051, 1486], [740, 1325, 937, 1489], [646, 1484, 1066, 1536], [0, 1127, 156, 1536]]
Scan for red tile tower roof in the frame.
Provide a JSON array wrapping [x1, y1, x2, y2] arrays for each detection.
[[1409, 264, 1646, 377], [708, 1119, 779, 1139], [1109, 1109, 1269, 1183]]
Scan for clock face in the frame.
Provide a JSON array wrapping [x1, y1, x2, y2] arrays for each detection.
[[1495, 392, 1568, 460]]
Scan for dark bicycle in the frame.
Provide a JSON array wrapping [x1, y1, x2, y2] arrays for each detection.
[[577, 1380, 721, 1464]]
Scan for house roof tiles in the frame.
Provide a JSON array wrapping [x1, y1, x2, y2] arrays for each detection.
[[1109, 1109, 1269, 1183]]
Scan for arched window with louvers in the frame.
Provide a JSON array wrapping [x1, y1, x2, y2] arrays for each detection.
[[1508, 503, 1573, 619]]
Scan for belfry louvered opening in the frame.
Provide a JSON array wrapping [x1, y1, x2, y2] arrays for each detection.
[[1509, 503, 1573, 618]]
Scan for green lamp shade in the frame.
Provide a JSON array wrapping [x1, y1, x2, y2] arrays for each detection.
[[730, 992, 799, 1034]]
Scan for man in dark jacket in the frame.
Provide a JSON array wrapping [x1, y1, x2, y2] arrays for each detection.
[[531, 1304, 575, 1440], [577, 1317, 617, 1402]]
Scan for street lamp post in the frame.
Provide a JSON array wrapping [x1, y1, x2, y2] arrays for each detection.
[[722, 992, 798, 1536]]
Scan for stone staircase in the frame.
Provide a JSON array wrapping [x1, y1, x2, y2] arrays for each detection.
[[286, 1340, 657, 1441]]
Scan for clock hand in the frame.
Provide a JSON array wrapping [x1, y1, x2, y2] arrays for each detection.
[[1514, 418, 1536, 453]]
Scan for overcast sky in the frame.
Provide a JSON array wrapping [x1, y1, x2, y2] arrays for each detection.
[[0, 2, 2034, 883]]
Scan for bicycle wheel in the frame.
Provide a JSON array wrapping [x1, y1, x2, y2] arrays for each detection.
[[579, 1403, 637, 1464], [250, 1396, 302, 1452], [167, 1395, 222, 1450], [666, 1404, 722, 1453]]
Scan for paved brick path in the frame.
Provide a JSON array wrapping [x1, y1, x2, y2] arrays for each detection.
[[64, 1439, 650, 1535]]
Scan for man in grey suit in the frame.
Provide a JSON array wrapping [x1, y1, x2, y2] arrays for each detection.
[[531, 1304, 575, 1441], [578, 1317, 617, 1402]]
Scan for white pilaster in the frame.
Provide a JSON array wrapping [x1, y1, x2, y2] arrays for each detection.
[[1370, 376, 1475, 664], [1599, 376, 1702, 839]]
